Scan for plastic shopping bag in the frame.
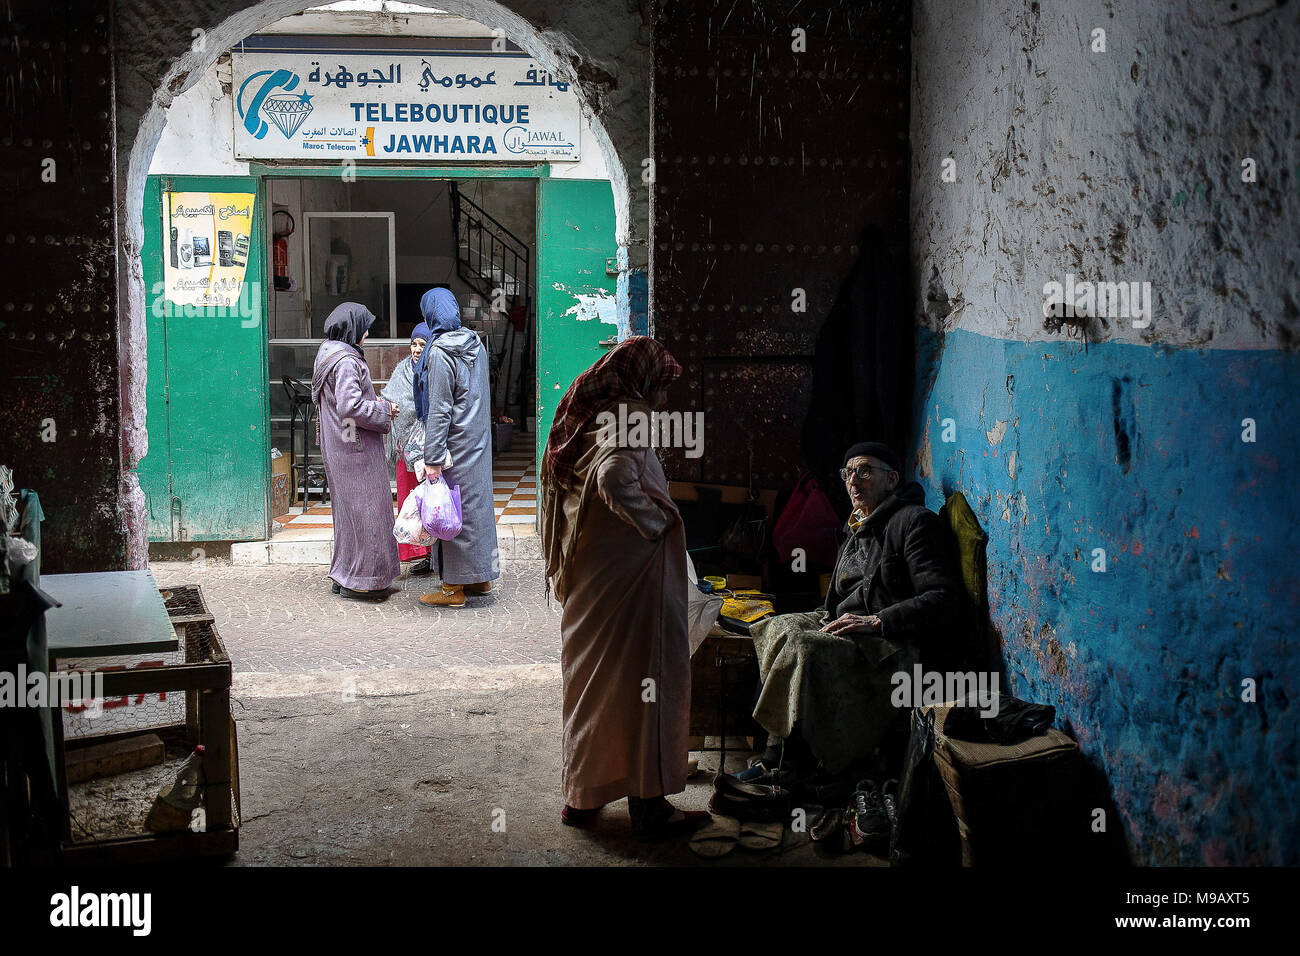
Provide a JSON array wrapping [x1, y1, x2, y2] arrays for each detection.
[[416, 476, 463, 540], [394, 487, 435, 548]]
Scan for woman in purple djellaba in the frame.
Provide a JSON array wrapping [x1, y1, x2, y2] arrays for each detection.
[[311, 302, 401, 600]]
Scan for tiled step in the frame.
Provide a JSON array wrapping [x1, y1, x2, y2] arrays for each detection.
[[232, 523, 541, 565]]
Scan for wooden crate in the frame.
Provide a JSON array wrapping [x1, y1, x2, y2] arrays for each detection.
[[926, 703, 1088, 867], [55, 584, 241, 864]]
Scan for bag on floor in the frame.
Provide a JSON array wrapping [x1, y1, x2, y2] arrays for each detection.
[[394, 488, 435, 548], [417, 476, 463, 540]]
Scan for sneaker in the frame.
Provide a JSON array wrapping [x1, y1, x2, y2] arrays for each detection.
[[847, 779, 890, 852], [419, 585, 466, 608], [734, 760, 773, 783], [881, 778, 900, 830]]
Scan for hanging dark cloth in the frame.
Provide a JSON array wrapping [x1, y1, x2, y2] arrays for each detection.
[[801, 227, 913, 516]]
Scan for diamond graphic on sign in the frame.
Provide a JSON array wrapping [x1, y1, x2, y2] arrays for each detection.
[[262, 96, 313, 139]]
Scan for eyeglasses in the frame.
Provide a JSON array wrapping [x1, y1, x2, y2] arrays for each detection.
[[840, 462, 894, 482]]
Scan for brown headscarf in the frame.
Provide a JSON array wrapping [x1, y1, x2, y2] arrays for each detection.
[[541, 336, 682, 490], [539, 336, 682, 602]]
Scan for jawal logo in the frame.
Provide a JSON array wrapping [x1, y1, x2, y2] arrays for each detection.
[[503, 125, 573, 155], [238, 69, 313, 141]]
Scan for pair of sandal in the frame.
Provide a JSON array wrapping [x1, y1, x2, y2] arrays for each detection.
[[689, 814, 783, 858]]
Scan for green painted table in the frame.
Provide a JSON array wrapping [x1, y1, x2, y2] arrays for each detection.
[[42, 570, 179, 660]]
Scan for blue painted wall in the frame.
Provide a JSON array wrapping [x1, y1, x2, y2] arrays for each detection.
[[912, 327, 1299, 864]]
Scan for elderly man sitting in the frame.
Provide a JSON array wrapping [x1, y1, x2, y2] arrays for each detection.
[[743, 441, 970, 781]]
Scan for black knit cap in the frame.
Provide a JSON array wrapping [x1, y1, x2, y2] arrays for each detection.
[[842, 441, 902, 473]]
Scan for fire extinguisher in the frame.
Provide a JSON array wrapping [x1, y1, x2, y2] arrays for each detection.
[[272, 210, 295, 291]]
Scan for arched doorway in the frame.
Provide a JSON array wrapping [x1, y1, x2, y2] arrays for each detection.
[[119, 0, 633, 560]]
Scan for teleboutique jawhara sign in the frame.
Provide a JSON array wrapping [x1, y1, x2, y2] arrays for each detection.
[[232, 49, 581, 162]]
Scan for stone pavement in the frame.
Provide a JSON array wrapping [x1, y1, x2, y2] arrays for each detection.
[[144, 559, 882, 866], [151, 559, 560, 672]]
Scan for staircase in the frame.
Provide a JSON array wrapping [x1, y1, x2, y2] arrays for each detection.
[[450, 183, 533, 428]]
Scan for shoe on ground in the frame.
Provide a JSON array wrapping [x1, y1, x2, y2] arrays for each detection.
[[847, 779, 890, 852], [419, 585, 466, 608], [463, 581, 491, 595], [629, 797, 710, 839], [330, 579, 341, 594], [734, 756, 777, 782], [337, 585, 386, 602], [407, 557, 432, 576], [561, 804, 603, 827]]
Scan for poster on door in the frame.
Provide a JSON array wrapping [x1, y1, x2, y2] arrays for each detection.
[[163, 191, 256, 309]]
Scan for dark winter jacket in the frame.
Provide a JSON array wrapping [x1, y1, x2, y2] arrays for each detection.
[[823, 481, 971, 668]]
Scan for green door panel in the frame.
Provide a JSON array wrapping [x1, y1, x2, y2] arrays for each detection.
[[138, 174, 269, 542], [534, 178, 618, 468]]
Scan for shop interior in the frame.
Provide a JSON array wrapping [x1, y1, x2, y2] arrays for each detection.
[[265, 176, 537, 498]]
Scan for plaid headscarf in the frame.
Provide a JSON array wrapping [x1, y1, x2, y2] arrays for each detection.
[[542, 336, 682, 489]]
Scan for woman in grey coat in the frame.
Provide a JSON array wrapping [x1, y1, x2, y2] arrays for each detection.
[[412, 287, 500, 608], [311, 303, 400, 600]]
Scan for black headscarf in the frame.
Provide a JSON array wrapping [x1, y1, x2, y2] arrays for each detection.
[[323, 302, 376, 354]]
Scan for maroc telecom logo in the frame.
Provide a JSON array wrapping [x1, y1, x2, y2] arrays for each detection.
[[237, 69, 314, 140]]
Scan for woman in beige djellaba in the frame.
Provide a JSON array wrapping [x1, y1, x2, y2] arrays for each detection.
[[539, 337, 708, 839]]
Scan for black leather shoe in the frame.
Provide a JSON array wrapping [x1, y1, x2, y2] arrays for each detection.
[[330, 579, 341, 594], [338, 585, 386, 602], [407, 557, 432, 576], [709, 773, 792, 823]]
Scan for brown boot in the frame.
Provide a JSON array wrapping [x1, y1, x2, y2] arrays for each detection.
[[463, 581, 492, 595], [418, 584, 466, 608]]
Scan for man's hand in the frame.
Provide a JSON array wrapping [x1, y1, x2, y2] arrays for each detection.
[[820, 613, 883, 636], [425, 464, 442, 482]]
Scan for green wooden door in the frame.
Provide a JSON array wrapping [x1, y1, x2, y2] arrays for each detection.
[[138, 175, 270, 542], [534, 178, 619, 465]]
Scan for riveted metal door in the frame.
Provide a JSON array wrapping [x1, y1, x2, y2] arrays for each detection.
[[0, 0, 123, 571], [652, 0, 912, 486], [138, 174, 269, 541], [534, 178, 619, 465]]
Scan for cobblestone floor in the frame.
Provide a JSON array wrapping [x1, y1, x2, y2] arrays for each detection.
[[150, 559, 560, 673]]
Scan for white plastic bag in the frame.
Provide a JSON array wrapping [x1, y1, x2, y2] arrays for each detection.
[[686, 549, 724, 656], [393, 487, 434, 548]]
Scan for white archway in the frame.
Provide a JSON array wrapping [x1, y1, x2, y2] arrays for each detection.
[[119, 0, 631, 566]]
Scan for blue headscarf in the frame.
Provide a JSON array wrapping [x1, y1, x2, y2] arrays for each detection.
[[413, 288, 462, 420], [411, 321, 432, 344]]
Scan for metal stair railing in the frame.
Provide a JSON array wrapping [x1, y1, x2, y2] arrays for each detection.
[[450, 182, 533, 430]]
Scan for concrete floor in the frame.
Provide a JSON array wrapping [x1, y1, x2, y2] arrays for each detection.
[[149, 560, 885, 866]]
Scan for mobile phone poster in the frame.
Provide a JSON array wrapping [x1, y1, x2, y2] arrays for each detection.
[[163, 191, 257, 309]]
